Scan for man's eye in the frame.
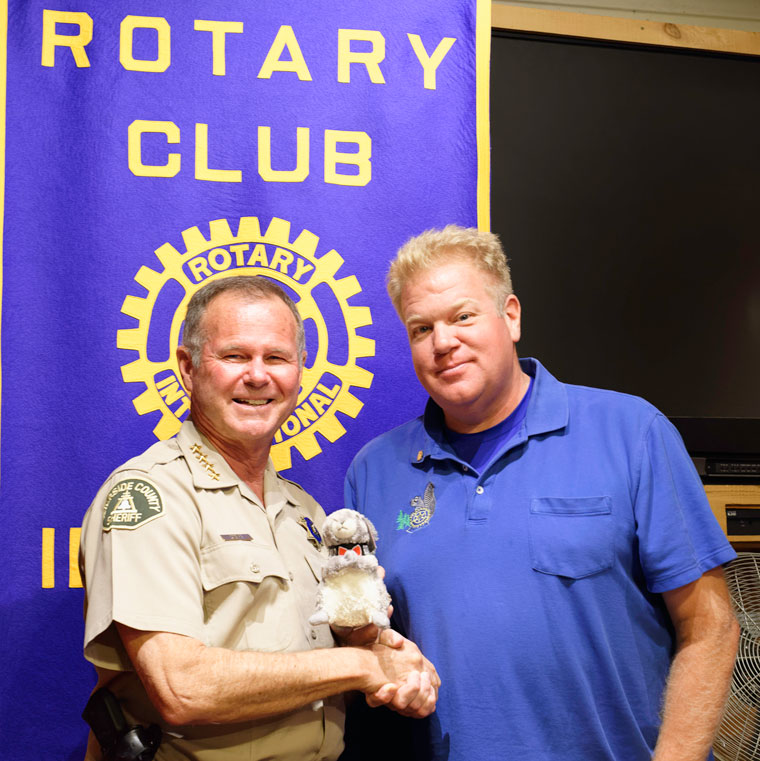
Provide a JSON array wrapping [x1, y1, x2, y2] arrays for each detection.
[[411, 325, 430, 337], [457, 313, 472, 322]]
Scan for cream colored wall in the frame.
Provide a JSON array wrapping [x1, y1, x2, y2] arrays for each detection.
[[493, 0, 760, 32]]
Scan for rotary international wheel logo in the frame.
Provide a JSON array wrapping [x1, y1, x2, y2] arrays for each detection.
[[117, 216, 375, 470]]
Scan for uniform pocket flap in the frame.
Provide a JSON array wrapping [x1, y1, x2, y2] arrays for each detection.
[[200, 542, 290, 591], [302, 548, 327, 583]]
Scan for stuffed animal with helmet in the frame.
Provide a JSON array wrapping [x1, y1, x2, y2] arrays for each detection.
[[309, 508, 391, 629]]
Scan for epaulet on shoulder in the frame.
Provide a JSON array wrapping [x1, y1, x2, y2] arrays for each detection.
[[108, 437, 182, 479], [279, 474, 307, 495], [279, 474, 322, 511]]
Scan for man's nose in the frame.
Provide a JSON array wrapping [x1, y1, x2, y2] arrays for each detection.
[[242, 358, 269, 385], [432, 323, 458, 354]]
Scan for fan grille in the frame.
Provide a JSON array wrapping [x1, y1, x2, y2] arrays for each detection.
[[715, 552, 760, 761]]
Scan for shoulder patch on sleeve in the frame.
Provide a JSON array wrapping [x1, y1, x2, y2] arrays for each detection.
[[103, 478, 164, 531]]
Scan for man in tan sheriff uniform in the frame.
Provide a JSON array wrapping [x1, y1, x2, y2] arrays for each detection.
[[80, 276, 439, 761]]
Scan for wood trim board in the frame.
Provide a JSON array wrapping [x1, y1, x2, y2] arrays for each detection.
[[492, 4, 760, 55]]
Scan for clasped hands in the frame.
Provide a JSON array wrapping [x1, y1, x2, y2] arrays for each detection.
[[334, 620, 439, 718]]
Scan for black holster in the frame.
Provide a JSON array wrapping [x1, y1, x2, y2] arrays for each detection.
[[82, 687, 161, 761]]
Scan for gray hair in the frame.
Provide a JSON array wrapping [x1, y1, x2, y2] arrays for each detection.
[[182, 276, 305, 367], [387, 225, 513, 315]]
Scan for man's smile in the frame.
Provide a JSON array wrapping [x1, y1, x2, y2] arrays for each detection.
[[436, 360, 469, 376]]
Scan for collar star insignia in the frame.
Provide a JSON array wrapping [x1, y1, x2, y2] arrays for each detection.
[[190, 442, 221, 481]]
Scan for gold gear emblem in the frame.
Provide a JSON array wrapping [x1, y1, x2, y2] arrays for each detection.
[[409, 505, 431, 528], [117, 216, 375, 470]]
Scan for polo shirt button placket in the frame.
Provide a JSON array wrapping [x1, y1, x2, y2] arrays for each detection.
[[467, 483, 491, 522]]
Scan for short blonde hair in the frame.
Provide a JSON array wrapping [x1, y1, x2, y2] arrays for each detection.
[[387, 225, 513, 315]]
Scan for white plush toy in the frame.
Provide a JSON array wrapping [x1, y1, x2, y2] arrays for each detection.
[[309, 508, 391, 629]]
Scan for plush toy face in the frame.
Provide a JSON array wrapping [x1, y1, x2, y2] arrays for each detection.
[[331, 513, 362, 542], [322, 508, 377, 549]]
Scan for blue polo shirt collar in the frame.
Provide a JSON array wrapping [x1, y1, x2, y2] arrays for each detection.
[[410, 358, 569, 465], [521, 357, 569, 437]]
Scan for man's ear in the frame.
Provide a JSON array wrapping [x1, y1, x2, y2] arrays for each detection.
[[176, 346, 194, 395], [503, 294, 522, 344]]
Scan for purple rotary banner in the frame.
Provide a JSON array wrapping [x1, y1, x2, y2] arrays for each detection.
[[0, 0, 489, 756]]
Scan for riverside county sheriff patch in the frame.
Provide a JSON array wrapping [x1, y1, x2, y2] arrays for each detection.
[[103, 478, 164, 531]]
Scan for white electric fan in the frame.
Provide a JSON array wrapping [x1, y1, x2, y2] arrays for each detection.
[[715, 553, 760, 761]]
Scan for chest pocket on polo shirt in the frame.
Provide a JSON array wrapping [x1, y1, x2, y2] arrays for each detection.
[[200, 542, 292, 652], [529, 497, 613, 579]]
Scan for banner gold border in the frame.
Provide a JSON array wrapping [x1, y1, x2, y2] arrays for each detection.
[[0, 0, 6, 455], [477, 0, 492, 231]]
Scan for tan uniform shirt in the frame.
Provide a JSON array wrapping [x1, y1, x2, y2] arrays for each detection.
[[80, 420, 343, 761]]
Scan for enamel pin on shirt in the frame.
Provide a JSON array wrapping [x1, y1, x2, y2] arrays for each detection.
[[299, 516, 323, 549]]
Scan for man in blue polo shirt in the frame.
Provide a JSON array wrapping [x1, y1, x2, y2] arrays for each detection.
[[344, 225, 739, 761]]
